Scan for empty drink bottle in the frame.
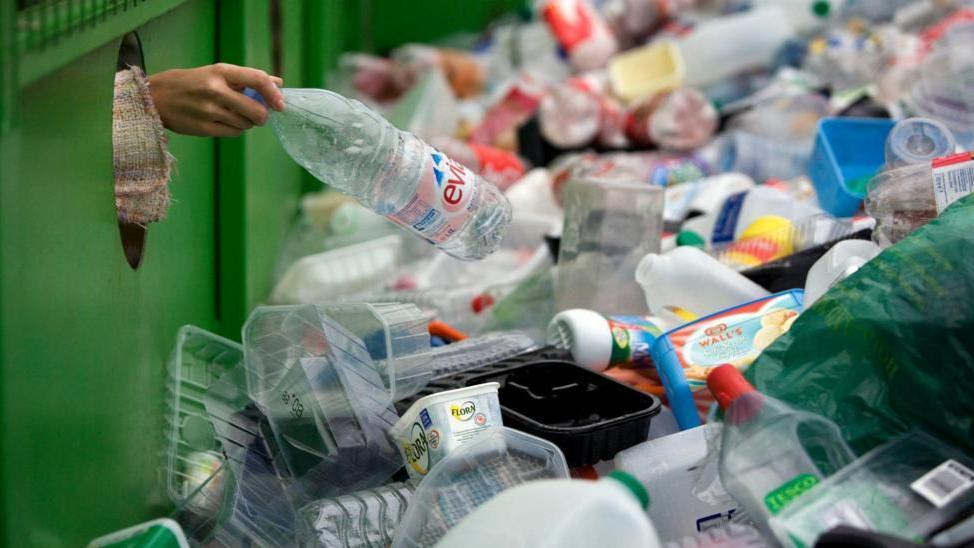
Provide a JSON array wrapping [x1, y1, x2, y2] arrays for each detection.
[[246, 88, 512, 261], [707, 365, 855, 533]]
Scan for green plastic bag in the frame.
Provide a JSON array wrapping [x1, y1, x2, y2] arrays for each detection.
[[746, 194, 974, 455]]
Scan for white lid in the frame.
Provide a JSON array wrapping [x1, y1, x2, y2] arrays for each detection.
[[547, 309, 612, 372]]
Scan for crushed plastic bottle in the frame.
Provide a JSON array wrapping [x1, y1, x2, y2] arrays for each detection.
[[247, 88, 512, 261], [707, 365, 856, 533]]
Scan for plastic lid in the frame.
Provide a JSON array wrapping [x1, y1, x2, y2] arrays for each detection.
[[243, 87, 267, 106], [706, 364, 755, 410], [607, 471, 650, 510], [812, 0, 830, 17], [676, 230, 706, 248], [547, 309, 613, 372]]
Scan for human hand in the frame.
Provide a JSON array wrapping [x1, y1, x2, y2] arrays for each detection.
[[148, 63, 285, 137]]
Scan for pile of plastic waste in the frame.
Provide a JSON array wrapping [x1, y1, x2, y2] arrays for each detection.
[[90, 1, 974, 547]]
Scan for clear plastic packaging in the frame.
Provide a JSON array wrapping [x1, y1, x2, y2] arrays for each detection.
[[242, 305, 403, 499], [664, 523, 771, 548], [165, 326, 299, 547], [270, 235, 403, 305], [386, 69, 459, 141], [299, 482, 415, 548], [615, 424, 743, 542], [320, 302, 433, 402], [556, 176, 664, 316], [770, 431, 974, 547], [392, 427, 569, 547], [429, 331, 539, 378]]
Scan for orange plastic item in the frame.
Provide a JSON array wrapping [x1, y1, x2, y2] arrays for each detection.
[[428, 321, 469, 342]]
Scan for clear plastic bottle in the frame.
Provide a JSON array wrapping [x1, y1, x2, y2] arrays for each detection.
[[429, 137, 527, 190], [707, 365, 855, 534], [248, 88, 512, 261], [538, 0, 619, 71], [538, 73, 606, 149], [300, 482, 414, 548], [625, 88, 718, 151]]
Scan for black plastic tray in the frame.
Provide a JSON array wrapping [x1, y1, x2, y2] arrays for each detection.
[[397, 347, 661, 467]]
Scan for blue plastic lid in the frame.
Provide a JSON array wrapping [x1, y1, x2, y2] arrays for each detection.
[[243, 87, 267, 106]]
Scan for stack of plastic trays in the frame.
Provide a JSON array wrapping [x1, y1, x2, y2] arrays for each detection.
[[392, 427, 569, 548], [321, 302, 434, 402], [242, 305, 403, 503], [429, 331, 539, 379], [270, 235, 402, 305], [300, 482, 415, 547], [165, 326, 297, 546]]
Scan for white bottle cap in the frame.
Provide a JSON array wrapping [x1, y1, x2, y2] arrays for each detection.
[[547, 309, 613, 371]]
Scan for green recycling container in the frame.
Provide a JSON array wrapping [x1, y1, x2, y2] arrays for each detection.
[[0, 1, 523, 545]]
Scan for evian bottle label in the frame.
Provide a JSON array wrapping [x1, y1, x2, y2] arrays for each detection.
[[389, 144, 479, 245]]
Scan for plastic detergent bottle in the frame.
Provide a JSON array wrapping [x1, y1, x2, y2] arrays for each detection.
[[547, 309, 667, 372], [708, 365, 855, 534], [434, 471, 661, 548], [635, 246, 770, 325], [246, 87, 512, 261]]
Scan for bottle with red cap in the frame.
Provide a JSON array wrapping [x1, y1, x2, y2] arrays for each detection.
[[707, 364, 855, 533]]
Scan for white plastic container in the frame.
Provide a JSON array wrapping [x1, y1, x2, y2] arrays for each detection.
[[664, 173, 756, 224], [270, 235, 401, 305], [676, 8, 795, 89], [635, 246, 770, 325], [614, 424, 742, 542], [435, 471, 660, 548], [504, 168, 563, 222], [803, 239, 881, 308], [391, 383, 503, 480]]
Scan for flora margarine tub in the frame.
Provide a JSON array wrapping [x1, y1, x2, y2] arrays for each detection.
[[391, 382, 503, 480]]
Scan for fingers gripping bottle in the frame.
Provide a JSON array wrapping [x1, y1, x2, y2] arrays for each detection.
[[246, 88, 512, 261]]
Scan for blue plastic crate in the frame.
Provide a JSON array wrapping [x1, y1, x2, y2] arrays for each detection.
[[810, 117, 895, 217]]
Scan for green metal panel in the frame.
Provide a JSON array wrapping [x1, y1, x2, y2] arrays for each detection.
[[0, 2, 219, 545], [217, 0, 309, 338]]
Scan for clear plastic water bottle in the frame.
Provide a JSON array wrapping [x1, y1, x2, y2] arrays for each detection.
[[247, 88, 512, 261], [300, 482, 414, 548]]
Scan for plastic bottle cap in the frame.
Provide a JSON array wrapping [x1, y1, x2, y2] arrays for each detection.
[[243, 87, 267, 106], [547, 309, 613, 372], [812, 0, 830, 17], [676, 230, 706, 248], [607, 471, 650, 510], [706, 364, 755, 410]]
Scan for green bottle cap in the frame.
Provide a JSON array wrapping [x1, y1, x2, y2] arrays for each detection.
[[676, 230, 706, 248], [607, 470, 650, 510], [812, 0, 831, 17]]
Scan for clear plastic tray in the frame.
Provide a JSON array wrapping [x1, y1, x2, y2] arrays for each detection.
[[392, 427, 569, 548], [322, 302, 433, 401], [770, 431, 974, 547], [242, 305, 403, 499], [270, 235, 402, 305], [165, 326, 298, 547]]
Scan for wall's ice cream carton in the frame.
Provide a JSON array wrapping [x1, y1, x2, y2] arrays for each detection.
[[651, 290, 804, 429]]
